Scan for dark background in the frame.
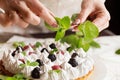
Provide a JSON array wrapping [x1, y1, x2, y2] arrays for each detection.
[[105, 0, 120, 35]]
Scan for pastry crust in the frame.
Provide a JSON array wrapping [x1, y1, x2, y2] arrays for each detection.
[[75, 67, 94, 80]]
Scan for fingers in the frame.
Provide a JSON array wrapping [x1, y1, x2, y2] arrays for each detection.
[[9, 1, 40, 25], [92, 10, 110, 31], [0, 11, 28, 28], [25, 0, 57, 27], [11, 11, 29, 28]]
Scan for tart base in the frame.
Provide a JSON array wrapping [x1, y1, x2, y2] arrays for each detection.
[[0, 60, 94, 80], [76, 67, 94, 80]]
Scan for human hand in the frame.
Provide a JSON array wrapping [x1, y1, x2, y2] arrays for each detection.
[[0, 0, 57, 28], [72, 0, 110, 32]]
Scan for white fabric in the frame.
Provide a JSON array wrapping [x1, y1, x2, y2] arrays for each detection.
[[0, 35, 120, 80]]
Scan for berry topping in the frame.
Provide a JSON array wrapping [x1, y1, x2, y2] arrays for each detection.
[[31, 67, 40, 79], [16, 46, 23, 51], [19, 59, 25, 64], [41, 48, 49, 53], [36, 59, 44, 66], [48, 54, 56, 62], [29, 52, 35, 55], [11, 51, 16, 57], [23, 45, 29, 50], [68, 58, 78, 67], [49, 43, 56, 49], [71, 53, 78, 58], [52, 65, 61, 70]]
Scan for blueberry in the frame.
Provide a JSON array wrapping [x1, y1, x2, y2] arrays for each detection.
[[31, 67, 40, 79], [48, 54, 56, 62], [16, 46, 23, 52], [49, 43, 56, 49], [68, 58, 78, 67], [41, 48, 49, 53], [71, 53, 78, 58], [11, 51, 16, 57], [36, 59, 44, 66]]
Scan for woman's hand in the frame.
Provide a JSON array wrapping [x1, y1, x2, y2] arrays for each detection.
[[72, 0, 110, 31], [0, 0, 57, 28]]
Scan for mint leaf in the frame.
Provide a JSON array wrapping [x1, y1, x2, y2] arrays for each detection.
[[90, 40, 101, 48], [45, 22, 59, 31], [35, 42, 42, 48], [6, 77, 16, 80], [22, 51, 26, 56], [54, 70, 61, 73], [49, 70, 61, 74], [29, 62, 39, 66], [61, 35, 79, 47], [78, 21, 99, 40], [55, 28, 65, 41], [13, 73, 27, 80], [13, 41, 25, 48], [60, 16, 70, 29], [19, 64, 26, 68], [115, 49, 120, 55], [45, 16, 70, 41], [0, 73, 28, 80]]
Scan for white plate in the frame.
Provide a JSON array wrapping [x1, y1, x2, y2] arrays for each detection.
[[88, 56, 107, 80]]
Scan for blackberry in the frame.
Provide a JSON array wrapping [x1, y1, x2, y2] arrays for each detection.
[[16, 46, 23, 52], [31, 67, 40, 79], [71, 53, 78, 58], [49, 43, 56, 49], [11, 51, 16, 57], [48, 54, 56, 62], [36, 59, 44, 66], [41, 48, 49, 53], [68, 58, 78, 67]]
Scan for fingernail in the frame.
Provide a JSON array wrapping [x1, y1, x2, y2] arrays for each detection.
[[72, 19, 81, 25], [52, 22, 58, 27]]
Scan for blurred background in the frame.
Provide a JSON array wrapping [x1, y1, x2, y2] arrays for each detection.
[[105, 0, 120, 35]]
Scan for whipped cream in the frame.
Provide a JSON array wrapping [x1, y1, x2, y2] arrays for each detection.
[[1, 40, 94, 80]]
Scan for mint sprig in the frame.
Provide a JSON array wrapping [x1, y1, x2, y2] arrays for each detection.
[[45, 16, 70, 41], [61, 21, 100, 52], [45, 15, 100, 52]]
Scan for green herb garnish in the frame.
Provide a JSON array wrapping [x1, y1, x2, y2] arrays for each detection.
[[115, 49, 120, 55], [13, 41, 25, 48], [22, 51, 26, 56], [19, 60, 39, 68], [0, 73, 28, 80], [49, 70, 61, 74], [35, 42, 42, 48], [45, 16, 70, 41], [45, 15, 100, 52]]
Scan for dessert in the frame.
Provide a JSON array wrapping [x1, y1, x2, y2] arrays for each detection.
[[0, 39, 94, 80]]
